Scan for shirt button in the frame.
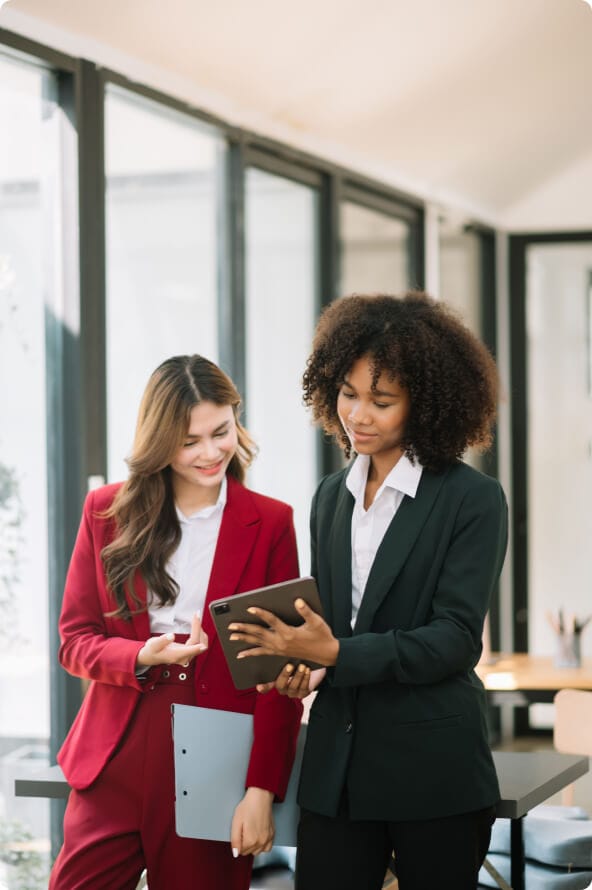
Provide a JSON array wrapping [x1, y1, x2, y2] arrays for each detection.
[[179, 672, 187, 681], [345, 722, 353, 734], [162, 670, 170, 679]]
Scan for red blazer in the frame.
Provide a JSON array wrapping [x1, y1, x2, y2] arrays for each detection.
[[57, 475, 303, 796]]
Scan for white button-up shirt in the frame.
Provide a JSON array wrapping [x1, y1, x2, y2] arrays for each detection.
[[147, 476, 227, 633], [346, 454, 423, 628]]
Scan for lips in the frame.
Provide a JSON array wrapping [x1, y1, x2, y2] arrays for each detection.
[[194, 460, 224, 476], [348, 428, 377, 442]]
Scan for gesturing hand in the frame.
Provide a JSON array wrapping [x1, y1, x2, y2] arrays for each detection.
[[136, 611, 208, 668], [228, 598, 339, 668]]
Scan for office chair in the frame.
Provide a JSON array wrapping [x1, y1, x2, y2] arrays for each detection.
[[554, 689, 592, 806]]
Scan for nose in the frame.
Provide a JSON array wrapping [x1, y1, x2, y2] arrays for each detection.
[[198, 438, 220, 460], [348, 400, 371, 425]]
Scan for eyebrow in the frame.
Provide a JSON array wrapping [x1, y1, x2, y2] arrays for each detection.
[[185, 421, 229, 439], [342, 378, 399, 399]]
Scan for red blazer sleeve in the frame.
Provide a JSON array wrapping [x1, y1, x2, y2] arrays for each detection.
[[58, 488, 145, 690], [245, 506, 304, 800]]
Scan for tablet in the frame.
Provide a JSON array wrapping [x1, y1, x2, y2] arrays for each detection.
[[209, 576, 324, 690]]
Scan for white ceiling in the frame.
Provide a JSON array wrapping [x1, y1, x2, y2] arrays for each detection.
[[3, 0, 592, 223]]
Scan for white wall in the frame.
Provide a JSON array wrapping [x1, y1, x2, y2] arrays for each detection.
[[501, 153, 592, 233]]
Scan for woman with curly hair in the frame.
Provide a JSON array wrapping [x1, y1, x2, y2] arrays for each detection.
[[229, 293, 508, 890], [49, 355, 302, 890]]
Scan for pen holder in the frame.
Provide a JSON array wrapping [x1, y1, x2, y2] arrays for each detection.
[[554, 632, 581, 669]]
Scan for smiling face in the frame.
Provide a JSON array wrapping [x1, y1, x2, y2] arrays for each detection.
[[170, 401, 238, 506], [337, 355, 411, 475]]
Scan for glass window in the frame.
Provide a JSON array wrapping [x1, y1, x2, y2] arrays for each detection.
[[0, 52, 63, 888], [526, 243, 592, 661], [105, 87, 222, 481], [340, 201, 411, 295], [439, 219, 488, 472], [438, 220, 482, 335], [245, 168, 318, 568]]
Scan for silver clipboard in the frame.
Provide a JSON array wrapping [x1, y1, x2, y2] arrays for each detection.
[[173, 703, 305, 846]]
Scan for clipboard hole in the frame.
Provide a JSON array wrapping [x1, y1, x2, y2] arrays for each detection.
[[183, 790, 188, 796], [182, 748, 187, 754]]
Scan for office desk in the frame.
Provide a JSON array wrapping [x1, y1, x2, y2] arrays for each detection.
[[492, 750, 589, 890], [15, 751, 589, 890], [476, 653, 592, 705]]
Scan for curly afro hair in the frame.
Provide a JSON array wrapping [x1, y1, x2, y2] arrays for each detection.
[[303, 292, 499, 471]]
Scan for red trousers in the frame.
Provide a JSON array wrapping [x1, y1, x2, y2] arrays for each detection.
[[49, 663, 253, 890]]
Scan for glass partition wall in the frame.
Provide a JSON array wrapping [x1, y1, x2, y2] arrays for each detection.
[[438, 218, 497, 474], [525, 242, 592, 659], [105, 86, 222, 482], [0, 29, 425, 868], [509, 234, 592, 731], [0, 51, 72, 888], [340, 199, 414, 294], [438, 219, 482, 333], [245, 167, 319, 567]]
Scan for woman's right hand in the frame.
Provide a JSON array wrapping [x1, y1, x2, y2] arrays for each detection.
[[136, 611, 208, 667]]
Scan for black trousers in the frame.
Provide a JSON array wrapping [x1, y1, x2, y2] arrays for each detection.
[[295, 803, 496, 890]]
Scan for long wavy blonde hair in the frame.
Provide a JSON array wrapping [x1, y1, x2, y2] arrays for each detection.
[[102, 355, 256, 619]]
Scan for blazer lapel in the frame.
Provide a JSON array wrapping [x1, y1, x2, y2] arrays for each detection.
[[328, 481, 355, 637], [353, 468, 449, 634], [200, 477, 260, 644]]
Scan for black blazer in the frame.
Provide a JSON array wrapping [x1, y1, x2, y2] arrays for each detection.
[[297, 460, 508, 822]]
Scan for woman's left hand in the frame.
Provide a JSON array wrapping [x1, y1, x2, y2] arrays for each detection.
[[230, 787, 274, 857], [228, 598, 339, 667]]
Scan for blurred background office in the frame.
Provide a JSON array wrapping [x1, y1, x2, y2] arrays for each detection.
[[1, 0, 592, 885]]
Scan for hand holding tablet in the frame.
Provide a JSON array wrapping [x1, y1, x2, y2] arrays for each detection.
[[209, 576, 335, 690]]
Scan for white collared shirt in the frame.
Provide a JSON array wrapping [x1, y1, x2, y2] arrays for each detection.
[[147, 476, 227, 633], [346, 454, 423, 628]]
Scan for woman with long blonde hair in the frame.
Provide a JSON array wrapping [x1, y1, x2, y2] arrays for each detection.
[[49, 354, 302, 890]]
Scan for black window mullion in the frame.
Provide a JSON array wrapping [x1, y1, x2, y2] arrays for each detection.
[[219, 138, 247, 407], [77, 61, 107, 484]]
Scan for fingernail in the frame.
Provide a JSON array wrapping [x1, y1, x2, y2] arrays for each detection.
[[285, 664, 294, 673], [247, 607, 257, 614], [232, 848, 239, 858], [236, 652, 245, 659], [229, 634, 238, 641], [195, 610, 201, 620], [298, 663, 306, 672], [165, 633, 174, 640], [295, 598, 305, 608]]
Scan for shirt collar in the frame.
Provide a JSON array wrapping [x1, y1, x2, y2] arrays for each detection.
[[176, 474, 228, 523], [345, 453, 423, 503]]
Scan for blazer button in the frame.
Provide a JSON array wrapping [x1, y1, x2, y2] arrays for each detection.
[[345, 722, 353, 733]]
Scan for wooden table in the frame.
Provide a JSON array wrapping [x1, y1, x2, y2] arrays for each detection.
[[476, 653, 592, 705], [15, 750, 589, 890]]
